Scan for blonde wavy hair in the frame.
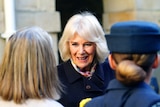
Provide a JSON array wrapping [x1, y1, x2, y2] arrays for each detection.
[[0, 26, 63, 103]]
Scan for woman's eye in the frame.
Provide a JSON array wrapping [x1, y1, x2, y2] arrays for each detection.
[[71, 43, 78, 46], [84, 43, 92, 46]]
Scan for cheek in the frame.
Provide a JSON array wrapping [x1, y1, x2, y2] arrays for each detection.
[[87, 47, 96, 56], [69, 46, 76, 55]]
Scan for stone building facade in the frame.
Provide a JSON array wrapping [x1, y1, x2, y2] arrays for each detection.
[[0, 0, 160, 91], [103, 0, 160, 32], [0, 0, 61, 63]]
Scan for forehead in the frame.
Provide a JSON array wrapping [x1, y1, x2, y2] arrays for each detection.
[[70, 33, 89, 42]]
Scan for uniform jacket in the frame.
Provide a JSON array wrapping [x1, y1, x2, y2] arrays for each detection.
[[57, 59, 115, 107], [85, 79, 160, 107]]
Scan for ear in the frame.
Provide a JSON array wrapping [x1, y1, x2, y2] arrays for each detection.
[[152, 55, 159, 68], [108, 54, 117, 70]]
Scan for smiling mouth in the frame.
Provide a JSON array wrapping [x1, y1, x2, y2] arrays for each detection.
[[77, 56, 88, 61]]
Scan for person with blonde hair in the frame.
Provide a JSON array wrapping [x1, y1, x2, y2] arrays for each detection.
[[57, 11, 115, 107], [0, 26, 64, 107], [81, 21, 160, 107]]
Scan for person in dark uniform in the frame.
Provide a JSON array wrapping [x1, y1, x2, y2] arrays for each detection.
[[57, 12, 115, 107], [81, 21, 160, 107]]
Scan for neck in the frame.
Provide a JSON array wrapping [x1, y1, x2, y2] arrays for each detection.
[[144, 70, 153, 84]]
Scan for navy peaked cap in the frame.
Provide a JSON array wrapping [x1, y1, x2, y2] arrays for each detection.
[[105, 21, 160, 53]]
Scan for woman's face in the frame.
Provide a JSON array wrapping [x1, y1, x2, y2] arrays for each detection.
[[69, 33, 96, 70]]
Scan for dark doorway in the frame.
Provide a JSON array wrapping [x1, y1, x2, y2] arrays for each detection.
[[56, 0, 103, 63]]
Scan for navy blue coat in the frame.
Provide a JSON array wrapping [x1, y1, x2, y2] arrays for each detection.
[[57, 59, 115, 107], [85, 79, 160, 107]]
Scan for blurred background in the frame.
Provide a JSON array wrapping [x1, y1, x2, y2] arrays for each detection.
[[0, 0, 160, 93]]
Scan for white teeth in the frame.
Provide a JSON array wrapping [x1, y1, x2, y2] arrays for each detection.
[[78, 57, 87, 60]]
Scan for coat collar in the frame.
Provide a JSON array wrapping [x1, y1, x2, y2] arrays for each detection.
[[64, 60, 105, 84]]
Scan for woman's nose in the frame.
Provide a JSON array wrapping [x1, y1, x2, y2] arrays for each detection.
[[78, 46, 85, 54]]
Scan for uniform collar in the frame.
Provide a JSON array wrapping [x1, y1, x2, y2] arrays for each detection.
[[107, 79, 151, 90]]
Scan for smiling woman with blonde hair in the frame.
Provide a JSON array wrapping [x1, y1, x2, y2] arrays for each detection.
[[57, 11, 115, 107]]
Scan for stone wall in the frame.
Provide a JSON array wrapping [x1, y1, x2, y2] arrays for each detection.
[[103, 0, 160, 31], [0, 0, 4, 33], [0, 0, 5, 62], [103, 0, 136, 32], [136, 0, 160, 24], [0, 0, 61, 64]]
